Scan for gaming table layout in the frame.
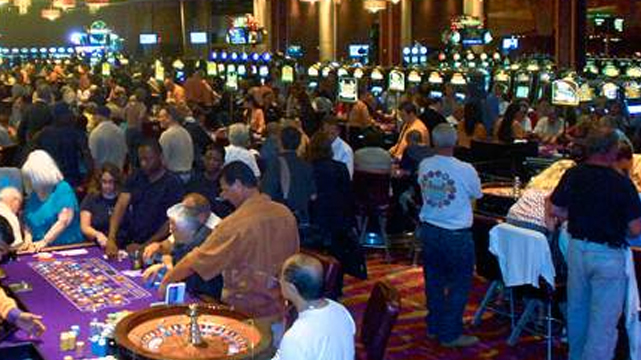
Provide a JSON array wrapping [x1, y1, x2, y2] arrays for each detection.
[[0, 245, 159, 360]]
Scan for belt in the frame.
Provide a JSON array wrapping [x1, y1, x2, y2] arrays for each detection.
[[420, 222, 470, 233]]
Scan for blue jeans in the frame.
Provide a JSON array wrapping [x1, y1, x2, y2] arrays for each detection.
[[567, 239, 627, 360], [418, 222, 475, 342]]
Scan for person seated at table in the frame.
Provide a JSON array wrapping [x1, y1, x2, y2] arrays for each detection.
[[494, 103, 528, 143], [21, 150, 83, 252], [106, 139, 185, 256], [142, 193, 224, 300], [160, 161, 299, 317], [457, 100, 488, 149], [80, 163, 124, 247], [186, 144, 234, 218], [507, 159, 577, 234], [389, 101, 429, 160], [272, 253, 355, 360], [0, 221, 46, 337], [533, 106, 565, 144], [0, 187, 24, 249]]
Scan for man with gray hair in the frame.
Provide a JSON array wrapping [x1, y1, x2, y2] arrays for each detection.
[[416, 123, 482, 347], [224, 123, 260, 177], [550, 127, 641, 360], [0, 187, 23, 248]]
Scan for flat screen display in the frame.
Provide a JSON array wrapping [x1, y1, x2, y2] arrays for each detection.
[[227, 28, 247, 45], [429, 91, 443, 99], [338, 77, 358, 103], [206, 62, 217, 76], [349, 44, 369, 58], [190, 32, 208, 44], [502, 37, 519, 51], [139, 34, 158, 45]]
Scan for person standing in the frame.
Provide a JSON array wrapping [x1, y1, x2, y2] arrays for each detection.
[[416, 123, 482, 347], [550, 128, 641, 360], [88, 106, 127, 170], [158, 105, 194, 183]]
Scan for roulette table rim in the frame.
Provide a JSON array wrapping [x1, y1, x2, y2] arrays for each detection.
[[114, 304, 272, 360]]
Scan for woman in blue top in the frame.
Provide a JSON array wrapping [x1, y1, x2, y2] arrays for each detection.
[[22, 150, 83, 251]]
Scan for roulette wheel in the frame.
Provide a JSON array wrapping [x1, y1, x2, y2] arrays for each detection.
[[114, 304, 272, 360]]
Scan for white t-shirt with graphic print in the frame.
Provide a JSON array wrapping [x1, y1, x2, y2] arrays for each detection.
[[418, 154, 482, 230]]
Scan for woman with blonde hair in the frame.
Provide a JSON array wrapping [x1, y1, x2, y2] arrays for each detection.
[[21, 150, 83, 251]]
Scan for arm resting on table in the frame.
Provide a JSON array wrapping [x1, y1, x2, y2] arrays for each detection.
[[41, 207, 74, 245]]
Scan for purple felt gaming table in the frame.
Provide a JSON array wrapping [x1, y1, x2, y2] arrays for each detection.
[[0, 245, 170, 360]]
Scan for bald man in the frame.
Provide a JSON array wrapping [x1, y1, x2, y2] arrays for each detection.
[[0, 187, 24, 248], [273, 254, 355, 360]]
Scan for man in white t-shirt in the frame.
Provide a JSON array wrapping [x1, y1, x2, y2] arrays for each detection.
[[417, 123, 482, 347], [273, 253, 355, 360]]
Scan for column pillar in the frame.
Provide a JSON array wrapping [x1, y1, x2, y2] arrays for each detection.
[[400, 0, 412, 47], [270, 0, 288, 52], [319, 0, 336, 62], [463, 0, 484, 19], [555, 0, 586, 69], [254, 0, 271, 51]]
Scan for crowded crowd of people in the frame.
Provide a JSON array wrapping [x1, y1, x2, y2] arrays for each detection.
[[0, 58, 640, 359]]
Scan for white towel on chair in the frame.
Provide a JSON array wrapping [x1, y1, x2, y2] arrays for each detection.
[[489, 223, 556, 288]]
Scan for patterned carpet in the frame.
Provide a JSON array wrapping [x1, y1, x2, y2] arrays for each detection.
[[343, 252, 568, 360]]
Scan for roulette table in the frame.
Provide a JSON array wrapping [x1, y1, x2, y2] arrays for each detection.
[[115, 304, 271, 360], [0, 245, 175, 359]]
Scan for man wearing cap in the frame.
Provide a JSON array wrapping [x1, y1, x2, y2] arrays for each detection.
[[33, 102, 93, 187], [142, 193, 224, 299], [88, 106, 127, 170], [160, 161, 299, 316]]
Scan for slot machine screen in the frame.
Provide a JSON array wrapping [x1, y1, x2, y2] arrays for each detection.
[[338, 77, 358, 103], [551, 80, 579, 106], [388, 70, 406, 92], [281, 65, 294, 83], [626, 100, 641, 116], [259, 66, 269, 78], [429, 91, 443, 99], [515, 86, 530, 99], [371, 86, 383, 97], [206, 62, 217, 76], [226, 71, 238, 91], [455, 93, 466, 101], [174, 70, 185, 83], [602, 83, 618, 100]]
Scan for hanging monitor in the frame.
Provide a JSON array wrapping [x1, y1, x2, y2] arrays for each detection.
[[190, 32, 208, 45]]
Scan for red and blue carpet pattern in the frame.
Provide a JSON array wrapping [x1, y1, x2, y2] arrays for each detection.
[[343, 253, 568, 360]]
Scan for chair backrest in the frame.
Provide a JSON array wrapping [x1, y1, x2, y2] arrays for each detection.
[[472, 214, 502, 281], [361, 281, 401, 360], [489, 222, 555, 288], [301, 249, 342, 300], [353, 171, 391, 210]]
